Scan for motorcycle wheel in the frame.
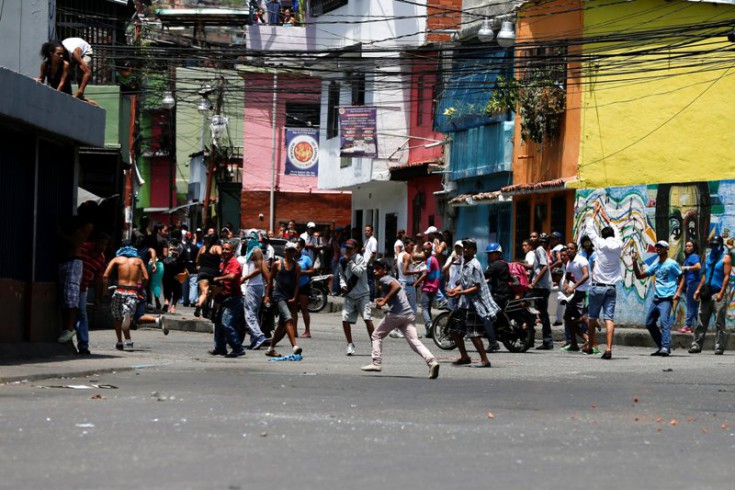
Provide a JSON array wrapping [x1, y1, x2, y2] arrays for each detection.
[[432, 311, 457, 351], [307, 286, 328, 313], [501, 317, 535, 353]]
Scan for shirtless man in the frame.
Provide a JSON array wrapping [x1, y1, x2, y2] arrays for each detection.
[[103, 242, 149, 350]]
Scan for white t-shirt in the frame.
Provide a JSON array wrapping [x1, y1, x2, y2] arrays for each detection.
[[62, 38, 92, 58], [524, 250, 536, 281], [585, 222, 623, 284], [533, 246, 552, 289], [565, 254, 590, 292], [364, 236, 378, 260], [299, 231, 317, 260], [393, 239, 404, 255]]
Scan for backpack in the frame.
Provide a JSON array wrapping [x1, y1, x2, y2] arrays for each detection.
[[505, 260, 530, 295]]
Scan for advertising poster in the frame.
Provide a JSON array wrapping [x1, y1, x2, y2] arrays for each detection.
[[338, 106, 378, 158], [285, 128, 319, 177]]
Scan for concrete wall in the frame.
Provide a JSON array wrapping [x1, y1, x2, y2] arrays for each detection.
[[0, 0, 52, 79], [0, 68, 105, 146], [579, 0, 735, 188], [242, 74, 321, 193], [351, 182, 408, 255]]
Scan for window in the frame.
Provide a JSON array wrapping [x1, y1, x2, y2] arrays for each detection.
[[286, 103, 320, 128], [550, 196, 567, 238], [310, 0, 349, 17], [340, 157, 352, 168], [327, 81, 340, 139], [351, 72, 365, 106]]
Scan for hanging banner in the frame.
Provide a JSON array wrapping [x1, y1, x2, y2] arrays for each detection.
[[284, 127, 319, 177], [338, 106, 378, 158]]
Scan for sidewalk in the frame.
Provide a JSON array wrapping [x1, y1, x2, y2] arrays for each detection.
[[2, 297, 730, 384]]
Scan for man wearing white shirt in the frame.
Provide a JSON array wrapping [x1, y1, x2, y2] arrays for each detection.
[[364, 225, 378, 300], [62, 37, 93, 100], [560, 243, 590, 352], [584, 202, 624, 360], [300, 222, 318, 261]]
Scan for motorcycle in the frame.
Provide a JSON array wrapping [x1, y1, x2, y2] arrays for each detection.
[[432, 297, 540, 353], [307, 274, 330, 313]]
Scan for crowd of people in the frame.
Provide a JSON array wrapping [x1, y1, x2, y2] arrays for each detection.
[[57, 202, 733, 376], [250, 0, 302, 26]]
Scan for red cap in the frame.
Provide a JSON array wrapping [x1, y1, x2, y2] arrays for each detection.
[[345, 239, 358, 249]]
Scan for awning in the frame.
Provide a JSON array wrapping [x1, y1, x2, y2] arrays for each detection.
[[449, 191, 511, 207], [500, 177, 578, 195]]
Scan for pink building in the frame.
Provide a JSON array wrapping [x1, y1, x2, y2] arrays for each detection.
[[241, 73, 351, 232], [390, 55, 445, 238]]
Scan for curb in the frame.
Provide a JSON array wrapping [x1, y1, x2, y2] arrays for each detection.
[[0, 364, 161, 385]]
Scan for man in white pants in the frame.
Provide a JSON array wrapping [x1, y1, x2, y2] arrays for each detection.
[[362, 260, 440, 379]]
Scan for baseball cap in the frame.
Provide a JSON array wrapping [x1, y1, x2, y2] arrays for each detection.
[[307, 222, 316, 229], [655, 240, 670, 249], [185, 232, 192, 239], [539, 233, 550, 243], [373, 258, 389, 270], [551, 231, 563, 241], [345, 239, 358, 249], [196, 228, 202, 233], [424, 226, 438, 235], [485, 243, 502, 253], [454, 240, 463, 248], [285, 242, 298, 251]]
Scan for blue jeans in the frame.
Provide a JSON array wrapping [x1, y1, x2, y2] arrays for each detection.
[[214, 296, 244, 354], [245, 284, 265, 342], [75, 290, 89, 350], [420, 290, 437, 329], [588, 284, 617, 320], [331, 260, 341, 295], [645, 297, 673, 351], [684, 282, 699, 328], [185, 273, 198, 305], [401, 283, 417, 314]]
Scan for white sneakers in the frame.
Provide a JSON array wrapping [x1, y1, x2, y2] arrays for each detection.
[[389, 329, 404, 339], [361, 363, 382, 372], [58, 330, 76, 344], [346, 343, 356, 356]]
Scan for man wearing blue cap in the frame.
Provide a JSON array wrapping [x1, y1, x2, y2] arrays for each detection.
[[632, 240, 683, 356]]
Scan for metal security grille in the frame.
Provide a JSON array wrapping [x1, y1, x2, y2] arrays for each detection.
[[310, 0, 349, 17], [55, 0, 133, 85]]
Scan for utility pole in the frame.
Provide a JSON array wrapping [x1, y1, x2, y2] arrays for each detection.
[[201, 77, 225, 227], [124, 0, 143, 240]]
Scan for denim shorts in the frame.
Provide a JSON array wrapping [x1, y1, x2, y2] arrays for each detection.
[[587, 285, 617, 320], [275, 299, 293, 322]]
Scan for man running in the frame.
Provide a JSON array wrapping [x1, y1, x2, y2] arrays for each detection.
[[560, 242, 590, 352], [210, 241, 246, 358], [102, 242, 149, 350], [361, 260, 440, 379]]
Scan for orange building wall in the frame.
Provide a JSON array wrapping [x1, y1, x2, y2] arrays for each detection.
[[513, 0, 583, 185]]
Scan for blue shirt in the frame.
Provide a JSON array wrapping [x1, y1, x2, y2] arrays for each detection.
[[704, 250, 727, 291], [297, 254, 312, 287], [647, 258, 682, 298], [683, 253, 701, 286]]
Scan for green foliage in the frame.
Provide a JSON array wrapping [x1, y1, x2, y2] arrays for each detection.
[[487, 72, 566, 145]]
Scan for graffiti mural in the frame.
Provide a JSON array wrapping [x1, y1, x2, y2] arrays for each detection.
[[573, 180, 735, 328]]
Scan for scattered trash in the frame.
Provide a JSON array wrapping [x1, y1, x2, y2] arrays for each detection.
[[669, 419, 679, 426], [260, 432, 268, 437], [62, 385, 94, 390], [92, 384, 117, 389], [656, 417, 664, 423], [302, 372, 317, 376], [75, 423, 95, 428], [268, 354, 303, 362], [90, 394, 105, 400], [633, 397, 639, 403], [487, 412, 495, 419], [662, 368, 673, 372], [40, 384, 117, 390]]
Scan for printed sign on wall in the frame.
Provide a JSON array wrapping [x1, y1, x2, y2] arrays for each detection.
[[285, 128, 319, 177], [338, 106, 378, 158]]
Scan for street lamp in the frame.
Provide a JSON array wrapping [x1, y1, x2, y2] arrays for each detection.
[[161, 90, 176, 109], [496, 20, 516, 48], [477, 18, 494, 43], [197, 97, 212, 114]]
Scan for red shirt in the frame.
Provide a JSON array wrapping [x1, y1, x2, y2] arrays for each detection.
[[80, 242, 106, 292], [219, 256, 242, 297]]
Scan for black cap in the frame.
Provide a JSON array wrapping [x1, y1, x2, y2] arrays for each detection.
[[373, 258, 389, 270], [709, 235, 724, 247], [539, 233, 550, 243]]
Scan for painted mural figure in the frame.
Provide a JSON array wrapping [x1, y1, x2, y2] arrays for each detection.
[[655, 183, 711, 264], [632, 241, 682, 357], [584, 202, 624, 360], [688, 236, 732, 356]]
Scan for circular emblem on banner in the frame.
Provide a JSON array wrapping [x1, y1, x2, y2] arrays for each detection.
[[288, 134, 319, 170]]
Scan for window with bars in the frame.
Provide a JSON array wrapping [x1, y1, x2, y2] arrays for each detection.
[[310, 0, 349, 17], [327, 81, 340, 139]]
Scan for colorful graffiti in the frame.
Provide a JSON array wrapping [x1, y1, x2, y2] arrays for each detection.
[[573, 180, 735, 328]]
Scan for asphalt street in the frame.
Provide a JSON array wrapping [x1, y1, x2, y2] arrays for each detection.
[[2, 311, 734, 490]]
